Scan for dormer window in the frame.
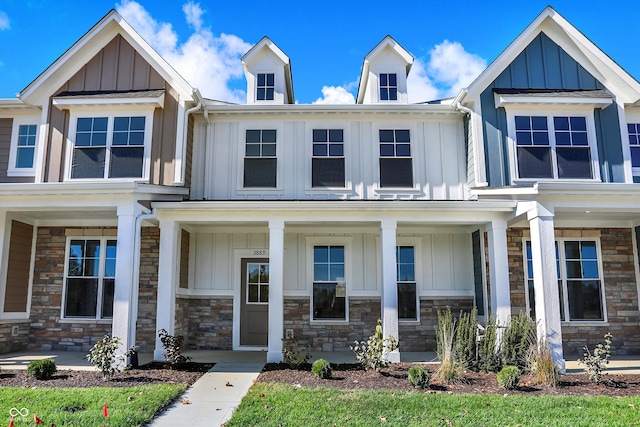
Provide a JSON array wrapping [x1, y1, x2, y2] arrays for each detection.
[[257, 73, 275, 101], [379, 73, 397, 101]]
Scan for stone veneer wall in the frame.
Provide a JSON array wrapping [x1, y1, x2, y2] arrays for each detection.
[[185, 297, 233, 350], [174, 295, 189, 343], [29, 227, 113, 351], [0, 320, 30, 353], [135, 227, 160, 353], [508, 227, 640, 356], [283, 297, 380, 352], [399, 297, 474, 351]]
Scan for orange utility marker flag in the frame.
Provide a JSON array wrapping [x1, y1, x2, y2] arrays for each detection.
[[103, 403, 108, 418], [8, 415, 14, 427], [34, 414, 44, 424]]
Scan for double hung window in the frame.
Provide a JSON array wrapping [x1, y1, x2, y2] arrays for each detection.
[[312, 129, 345, 187], [379, 129, 413, 187], [8, 118, 39, 176], [627, 124, 640, 169], [525, 239, 604, 321], [244, 129, 277, 187], [514, 115, 593, 180], [64, 238, 115, 319], [379, 73, 398, 101], [15, 125, 37, 169], [70, 115, 147, 179], [397, 246, 417, 320], [312, 245, 346, 320], [257, 73, 275, 101]]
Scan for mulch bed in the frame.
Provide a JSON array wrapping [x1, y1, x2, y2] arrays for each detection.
[[257, 363, 640, 397], [0, 362, 213, 388]]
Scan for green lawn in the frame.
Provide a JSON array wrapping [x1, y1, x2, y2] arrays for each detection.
[[227, 382, 640, 427], [0, 384, 186, 426]]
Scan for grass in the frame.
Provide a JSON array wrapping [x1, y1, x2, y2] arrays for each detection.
[[0, 384, 186, 426], [226, 382, 640, 427]]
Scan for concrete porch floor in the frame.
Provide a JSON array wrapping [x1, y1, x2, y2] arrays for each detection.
[[2, 350, 640, 374]]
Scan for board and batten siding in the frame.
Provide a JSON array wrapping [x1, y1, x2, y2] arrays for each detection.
[[43, 35, 181, 186], [190, 114, 467, 201], [481, 32, 625, 187], [4, 220, 34, 313], [189, 231, 474, 296]]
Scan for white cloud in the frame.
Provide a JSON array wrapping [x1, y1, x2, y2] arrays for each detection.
[[183, 1, 204, 31], [407, 59, 439, 104], [312, 85, 355, 104], [427, 40, 486, 97], [116, 0, 251, 103], [0, 12, 10, 31]]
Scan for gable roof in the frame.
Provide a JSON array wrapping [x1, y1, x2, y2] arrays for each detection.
[[19, 9, 194, 106], [460, 6, 640, 105], [241, 36, 294, 104]]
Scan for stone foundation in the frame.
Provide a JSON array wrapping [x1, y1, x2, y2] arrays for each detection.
[[135, 227, 160, 353], [185, 297, 233, 350], [399, 297, 475, 351], [0, 320, 30, 353]]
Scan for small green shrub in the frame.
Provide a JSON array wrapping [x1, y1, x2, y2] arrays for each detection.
[[86, 335, 122, 380], [351, 319, 399, 371], [27, 358, 57, 380], [312, 359, 332, 379], [282, 338, 311, 369], [578, 333, 612, 384], [407, 366, 430, 389], [158, 329, 192, 366], [501, 312, 536, 371], [528, 341, 559, 387], [497, 365, 521, 390]]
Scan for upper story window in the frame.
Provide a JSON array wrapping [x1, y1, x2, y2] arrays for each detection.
[[69, 114, 149, 180], [379, 73, 397, 101], [64, 237, 115, 319], [8, 118, 39, 177], [627, 124, 640, 169], [244, 129, 277, 187], [257, 73, 275, 101], [312, 245, 346, 320], [312, 129, 345, 187], [513, 115, 595, 180], [525, 239, 605, 322], [379, 129, 413, 187], [397, 246, 417, 320]]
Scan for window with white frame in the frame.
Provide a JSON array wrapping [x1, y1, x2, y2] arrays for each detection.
[[8, 118, 39, 176], [513, 115, 595, 180], [627, 123, 640, 169], [312, 245, 346, 320], [244, 129, 277, 187], [525, 239, 604, 321], [397, 246, 417, 320], [64, 238, 115, 319], [379, 129, 413, 187], [69, 114, 149, 179], [312, 129, 345, 187], [379, 73, 398, 101], [257, 73, 275, 101]]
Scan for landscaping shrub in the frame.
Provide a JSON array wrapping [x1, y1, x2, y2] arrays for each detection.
[[528, 340, 559, 387], [435, 308, 460, 384], [86, 335, 122, 380], [282, 338, 311, 369], [497, 365, 521, 390], [407, 366, 430, 389], [454, 307, 478, 370], [478, 316, 501, 373], [351, 319, 399, 371], [501, 312, 536, 371], [158, 329, 192, 366], [312, 359, 332, 379], [27, 358, 57, 380], [578, 333, 612, 384]]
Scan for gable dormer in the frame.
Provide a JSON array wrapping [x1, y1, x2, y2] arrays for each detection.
[[242, 37, 294, 105], [356, 36, 413, 105]]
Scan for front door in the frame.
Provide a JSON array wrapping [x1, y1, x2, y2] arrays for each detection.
[[239, 258, 269, 347]]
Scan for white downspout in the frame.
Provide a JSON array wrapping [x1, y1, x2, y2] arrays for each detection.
[[174, 90, 204, 186]]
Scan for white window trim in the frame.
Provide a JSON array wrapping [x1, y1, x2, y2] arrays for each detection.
[[64, 107, 153, 182], [505, 106, 601, 185], [305, 123, 354, 194], [237, 122, 284, 192], [625, 111, 640, 179], [60, 236, 116, 322], [378, 72, 399, 103], [7, 116, 40, 177], [396, 237, 423, 323], [306, 236, 352, 323], [373, 124, 420, 194], [256, 72, 276, 102], [523, 236, 608, 323]]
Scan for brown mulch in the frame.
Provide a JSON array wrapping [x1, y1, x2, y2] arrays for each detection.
[[257, 363, 640, 396], [0, 362, 213, 388]]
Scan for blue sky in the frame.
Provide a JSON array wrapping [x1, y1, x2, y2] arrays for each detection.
[[1, 1, 639, 104]]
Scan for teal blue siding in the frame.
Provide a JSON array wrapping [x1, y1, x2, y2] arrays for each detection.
[[481, 32, 624, 186]]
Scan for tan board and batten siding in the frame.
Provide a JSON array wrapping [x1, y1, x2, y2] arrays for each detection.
[[4, 221, 34, 312], [0, 118, 34, 183], [43, 35, 181, 186]]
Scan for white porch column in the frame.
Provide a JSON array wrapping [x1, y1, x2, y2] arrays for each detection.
[[486, 219, 511, 326], [380, 219, 400, 362], [112, 205, 138, 353], [267, 220, 285, 363], [527, 203, 565, 372], [153, 220, 180, 360]]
